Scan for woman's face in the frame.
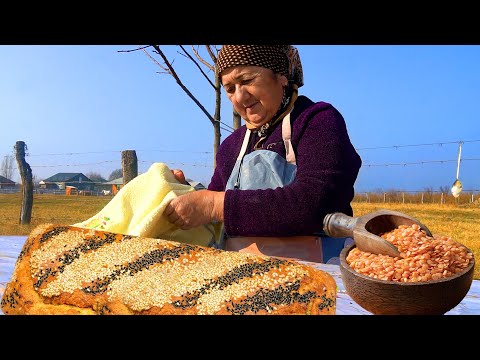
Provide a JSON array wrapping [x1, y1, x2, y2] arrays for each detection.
[[221, 65, 288, 129]]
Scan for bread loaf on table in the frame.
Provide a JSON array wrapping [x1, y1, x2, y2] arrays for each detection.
[[1, 224, 336, 315]]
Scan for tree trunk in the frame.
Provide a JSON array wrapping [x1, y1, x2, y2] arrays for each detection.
[[213, 122, 221, 169], [15, 141, 33, 225], [233, 110, 241, 129], [213, 67, 222, 169], [122, 150, 138, 185]]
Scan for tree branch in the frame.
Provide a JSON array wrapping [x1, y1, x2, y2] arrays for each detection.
[[142, 46, 171, 75], [205, 45, 219, 64], [117, 45, 150, 53], [177, 45, 215, 89], [190, 45, 215, 72], [151, 45, 215, 125]]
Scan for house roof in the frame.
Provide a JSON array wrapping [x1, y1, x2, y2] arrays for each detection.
[[103, 177, 124, 185], [101, 177, 205, 189], [43, 173, 92, 182], [186, 178, 206, 190], [0, 175, 15, 184]]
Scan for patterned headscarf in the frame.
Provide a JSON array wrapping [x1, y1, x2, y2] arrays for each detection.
[[216, 45, 304, 87]]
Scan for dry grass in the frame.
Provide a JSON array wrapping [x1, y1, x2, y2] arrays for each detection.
[[0, 193, 111, 235], [1, 193, 479, 279]]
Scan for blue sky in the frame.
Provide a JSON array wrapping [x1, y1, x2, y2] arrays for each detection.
[[1, 45, 479, 193]]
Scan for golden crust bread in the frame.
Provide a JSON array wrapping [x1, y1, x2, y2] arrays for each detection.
[[1, 224, 336, 315]]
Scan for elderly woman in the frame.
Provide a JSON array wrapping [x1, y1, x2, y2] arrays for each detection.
[[165, 45, 362, 263]]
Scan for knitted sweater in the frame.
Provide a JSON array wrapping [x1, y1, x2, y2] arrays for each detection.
[[208, 95, 362, 237]]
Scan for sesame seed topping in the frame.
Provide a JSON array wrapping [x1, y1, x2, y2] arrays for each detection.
[[3, 225, 337, 315]]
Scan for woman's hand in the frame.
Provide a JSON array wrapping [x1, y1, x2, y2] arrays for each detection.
[[171, 169, 188, 185], [165, 190, 225, 230]]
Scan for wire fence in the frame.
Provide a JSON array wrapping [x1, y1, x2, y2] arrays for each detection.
[[1, 187, 479, 205], [0, 188, 112, 196], [353, 190, 480, 205], [2, 139, 480, 200]]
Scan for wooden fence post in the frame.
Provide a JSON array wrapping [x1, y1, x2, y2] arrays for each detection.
[[15, 141, 33, 224], [421, 193, 424, 204], [122, 150, 138, 185], [383, 193, 386, 203]]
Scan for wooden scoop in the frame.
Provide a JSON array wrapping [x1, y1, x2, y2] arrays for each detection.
[[323, 209, 433, 258]]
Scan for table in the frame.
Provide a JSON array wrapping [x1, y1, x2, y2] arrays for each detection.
[[1, 235, 479, 315]]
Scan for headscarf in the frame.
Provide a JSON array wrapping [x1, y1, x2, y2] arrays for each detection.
[[216, 45, 304, 148], [216, 45, 304, 88]]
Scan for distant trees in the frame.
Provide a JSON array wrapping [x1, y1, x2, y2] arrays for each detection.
[[439, 185, 451, 194], [32, 175, 40, 187], [108, 169, 123, 181], [1, 154, 14, 180], [86, 171, 106, 182]]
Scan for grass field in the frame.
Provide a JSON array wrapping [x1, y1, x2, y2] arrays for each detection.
[[1, 193, 479, 279]]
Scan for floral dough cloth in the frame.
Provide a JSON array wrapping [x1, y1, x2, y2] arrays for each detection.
[[73, 163, 219, 247]]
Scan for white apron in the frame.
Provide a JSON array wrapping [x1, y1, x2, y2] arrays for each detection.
[[223, 112, 326, 262]]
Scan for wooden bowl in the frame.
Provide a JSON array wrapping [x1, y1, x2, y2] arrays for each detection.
[[339, 243, 475, 315]]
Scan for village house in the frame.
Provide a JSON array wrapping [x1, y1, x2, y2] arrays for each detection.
[[39, 173, 94, 192], [0, 175, 16, 189], [96, 177, 124, 195]]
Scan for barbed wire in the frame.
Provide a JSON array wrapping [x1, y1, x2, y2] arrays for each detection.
[[2, 139, 478, 158], [218, 121, 235, 132], [362, 158, 480, 167], [2, 160, 214, 171], [1, 139, 479, 175], [3, 157, 478, 171], [219, 124, 234, 133], [355, 139, 480, 151], [1, 159, 478, 172], [5, 149, 214, 157], [355, 189, 480, 193]]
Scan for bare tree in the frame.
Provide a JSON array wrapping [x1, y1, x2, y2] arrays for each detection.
[[120, 45, 239, 168], [86, 171, 107, 182], [1, 154, 15, 180], [32, 174, 40, 187], [108, 168, 123, 181]]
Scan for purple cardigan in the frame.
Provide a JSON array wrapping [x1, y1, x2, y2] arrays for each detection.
[[208, 95, 362, 237]]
